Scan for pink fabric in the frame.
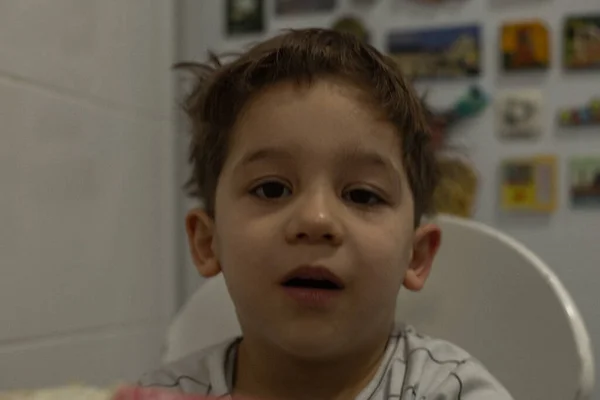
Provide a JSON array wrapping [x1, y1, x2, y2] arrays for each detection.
[[113, 386, 255, 400]]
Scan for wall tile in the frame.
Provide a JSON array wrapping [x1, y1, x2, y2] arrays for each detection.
[[0, 0, 173, 116], [0, 78, 171, 341], [0, 323, 165, 390]]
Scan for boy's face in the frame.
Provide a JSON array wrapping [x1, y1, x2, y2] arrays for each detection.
[[187, 78, 440, 360]]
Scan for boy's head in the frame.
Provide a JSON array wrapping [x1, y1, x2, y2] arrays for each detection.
[[182, 29, 441, 360]]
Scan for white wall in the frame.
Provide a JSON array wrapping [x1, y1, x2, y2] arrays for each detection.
[[178, 0, 600, 396], [0, 0, 177, 390]]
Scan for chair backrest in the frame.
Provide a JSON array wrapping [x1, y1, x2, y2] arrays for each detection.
[[165, 215, 594, 400], [165, 274, 240, 363], [395, 215, 594, 400]]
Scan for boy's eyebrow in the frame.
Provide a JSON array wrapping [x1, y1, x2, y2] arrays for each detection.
[[236, 147, 294, 169], [338, 148, 401, 175], [339, 150, 390, 168], [338, 148, 405, 190], [235, 146, 402, 181]]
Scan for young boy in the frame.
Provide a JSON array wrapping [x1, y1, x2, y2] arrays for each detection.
[[139, 29, 513, 400]]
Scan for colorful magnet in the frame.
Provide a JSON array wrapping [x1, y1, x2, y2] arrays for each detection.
[[411, 0, 465, 3], [558, 97, 600, 127], [564, 15, 600, 69], [332, 16, 369, 43], [495, 89, 543, 138], [569, 156, 600, 208], [434, 158, 479, 218], [226, 0, 264, 36], [423, 85, 489, 150], [501, 20, 550, 71], [500, 155, 558, 212], [387, 25, 481, 79], [275, 0, 336, 15], [351, 0, 379, 4]]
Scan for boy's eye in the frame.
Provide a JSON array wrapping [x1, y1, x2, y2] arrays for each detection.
[[343, 188, 385, 206], [250, 181, 292, 200]]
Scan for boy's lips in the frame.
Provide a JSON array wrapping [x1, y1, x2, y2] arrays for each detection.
[[280, 265, 345, 308], [280, 265, 345, 289]]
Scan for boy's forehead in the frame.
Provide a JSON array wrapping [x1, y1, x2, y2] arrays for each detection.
[[229, 79, 402, 157], [236, 78, 383, 125]]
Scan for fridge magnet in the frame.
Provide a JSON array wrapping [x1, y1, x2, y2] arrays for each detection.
[[569, 156, 600, 208], [226, 0, 264, 36], [411, 0, 466, 3], [558, 97, 600, 127], [424, 85, 490, 150], [351, 0, 379, 4], [275, 0, 336, 16], [495, 89, 543, 138], [422, 88, 487, 218], [500, 155, 557, 212], [501, 20, 550, 71], [558, 97, 600, 126], [564, 15, 600, 69], [387, 24, 481, 79], [433, 157, 479, 218], [332, 16, 369, 43]]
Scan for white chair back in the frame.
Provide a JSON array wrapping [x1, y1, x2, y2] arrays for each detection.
[[396, 215, 594, 400], [165, 275, 240, 363], [165, 215, 594, 400]]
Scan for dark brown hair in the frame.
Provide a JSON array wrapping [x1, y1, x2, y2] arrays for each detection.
[[176, 28, 439, 223]]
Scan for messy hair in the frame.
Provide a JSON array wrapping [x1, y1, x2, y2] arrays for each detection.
[[176, 28, 439, 223]]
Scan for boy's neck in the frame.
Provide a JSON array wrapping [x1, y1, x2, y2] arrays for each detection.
[[233, 331, 390, 400]]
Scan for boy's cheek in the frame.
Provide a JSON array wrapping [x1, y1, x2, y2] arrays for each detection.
[[356, 233, 411, 269]]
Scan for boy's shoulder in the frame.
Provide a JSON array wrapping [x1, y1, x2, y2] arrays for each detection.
[[384, 324, 513, 399], [393, 324, 476, 373]]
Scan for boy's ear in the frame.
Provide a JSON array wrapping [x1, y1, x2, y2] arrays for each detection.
[[185, 208, 221, 278], [403, 223, 442, 292]]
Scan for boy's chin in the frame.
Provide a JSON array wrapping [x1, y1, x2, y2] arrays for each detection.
[[272, 325, 351, 361], [279, 339, 346, 361]]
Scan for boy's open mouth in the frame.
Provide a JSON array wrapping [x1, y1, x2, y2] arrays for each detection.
[[280, 266, 344, 290], [282, 277, 341, 290]]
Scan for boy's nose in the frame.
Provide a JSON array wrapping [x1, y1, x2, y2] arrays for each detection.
[[284, 190, 343, 246]]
